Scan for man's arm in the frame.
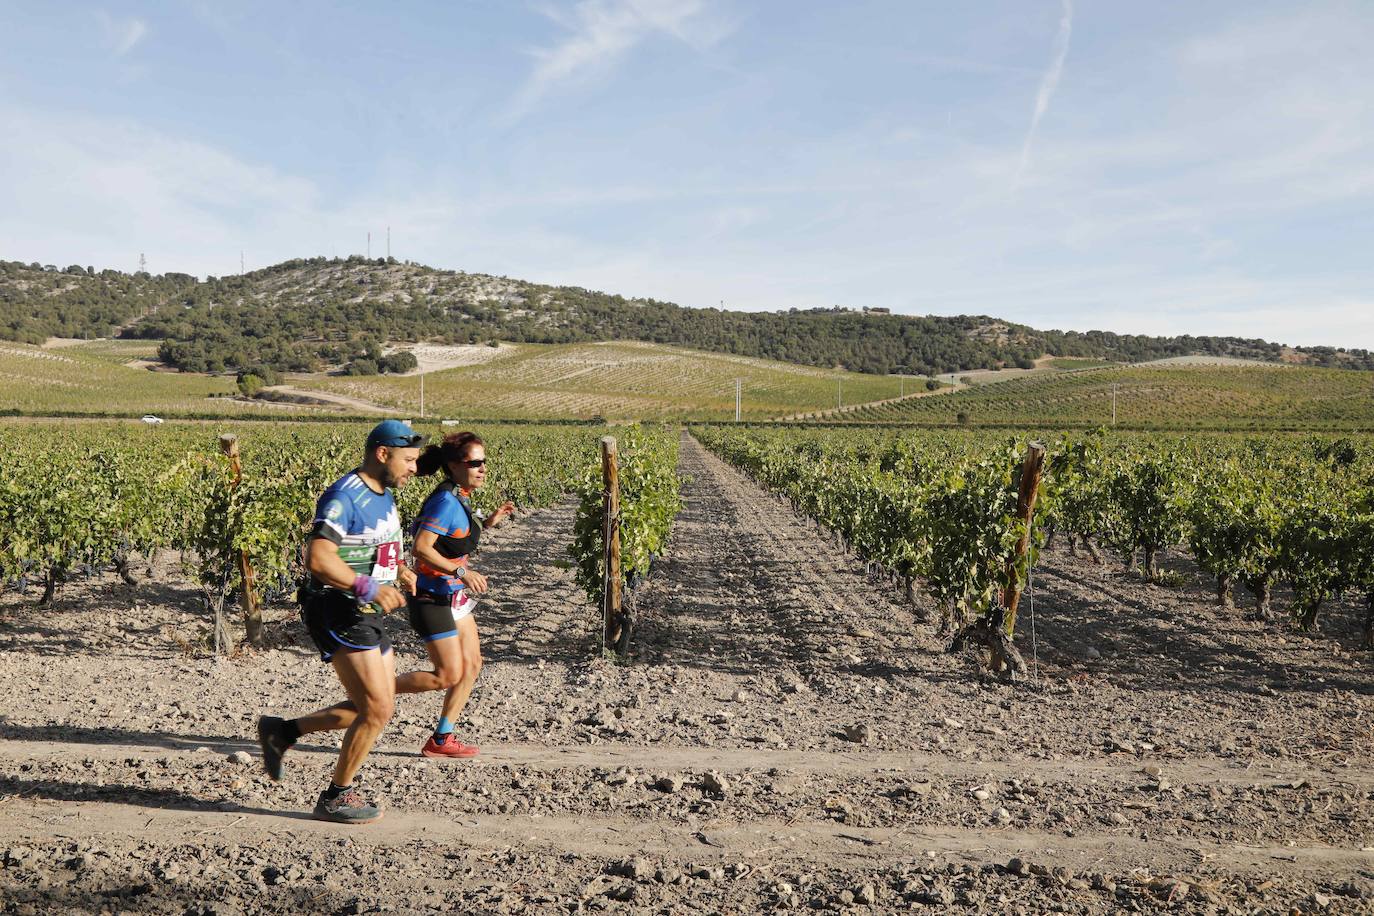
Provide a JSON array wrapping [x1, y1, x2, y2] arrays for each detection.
[[305, 538, 406, 612], [304, 537, 357, 590]]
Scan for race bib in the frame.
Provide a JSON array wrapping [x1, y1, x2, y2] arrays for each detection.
[[450, 590, 476, 621], [371, 540, 401, 582]]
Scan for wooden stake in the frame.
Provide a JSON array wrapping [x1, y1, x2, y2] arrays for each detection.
[[219, 434, 263, 647], [600, 436, 623, 647], [1001, 441, 1047, 639]]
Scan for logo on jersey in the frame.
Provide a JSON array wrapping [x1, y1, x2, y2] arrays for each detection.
[[324, 499, 345, 521]]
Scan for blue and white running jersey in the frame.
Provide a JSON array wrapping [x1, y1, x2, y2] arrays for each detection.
[[308, 471, 403, 608]]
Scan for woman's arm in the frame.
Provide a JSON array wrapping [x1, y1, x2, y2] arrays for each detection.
[[414, 528, 489, 594], [412, 529, 461, 575], [484, 500, 516, 529]]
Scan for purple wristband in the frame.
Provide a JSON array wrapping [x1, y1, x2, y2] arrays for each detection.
[[352, 574, 380, 604]]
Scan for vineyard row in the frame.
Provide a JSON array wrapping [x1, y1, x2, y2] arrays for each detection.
[[692, 426, 1374, 656], [0, 422, 681, 653]]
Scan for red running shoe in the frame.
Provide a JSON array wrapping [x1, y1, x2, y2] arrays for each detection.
[[421, 733, 480, 758]]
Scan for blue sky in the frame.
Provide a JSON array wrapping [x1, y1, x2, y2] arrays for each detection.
[[2, 1, 1372, 348]]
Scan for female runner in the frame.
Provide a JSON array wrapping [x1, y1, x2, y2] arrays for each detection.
[[396, 431, 513, 757]]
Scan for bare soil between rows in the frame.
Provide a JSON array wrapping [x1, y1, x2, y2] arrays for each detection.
[[0, 433, 1370, 914]]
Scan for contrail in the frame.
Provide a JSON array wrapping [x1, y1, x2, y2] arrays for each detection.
[[1015, 0, 1073, 188]]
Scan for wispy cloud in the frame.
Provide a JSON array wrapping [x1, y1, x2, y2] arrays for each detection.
[[6, 3, 1374, 350], [1014, 0, 1072, 188], [96, 11, 148, 57], [503, 0, 725, 124]]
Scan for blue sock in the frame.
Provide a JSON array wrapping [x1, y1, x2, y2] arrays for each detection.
[[435, 716, 454, 737]]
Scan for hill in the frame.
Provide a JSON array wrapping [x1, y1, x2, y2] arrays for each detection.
[[5, 256, 1371, 378], [835, 363, 1374, 429]]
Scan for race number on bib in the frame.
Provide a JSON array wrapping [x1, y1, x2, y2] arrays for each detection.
[[371, 540, 401, 582]]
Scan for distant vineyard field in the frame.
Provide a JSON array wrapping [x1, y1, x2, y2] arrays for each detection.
[[837, 364, 1374, 429], [299, 340, 915, 420], [1045, 357, 1114, 370], [0, 342, 240, 414], [61, 339, 163, 363]]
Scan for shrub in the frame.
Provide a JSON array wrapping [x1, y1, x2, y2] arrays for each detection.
[[378, 351, 418, 374], [236, 374, 264, 397]]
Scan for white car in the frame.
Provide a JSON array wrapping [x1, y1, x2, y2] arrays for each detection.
[[140, 415, 164, 425]]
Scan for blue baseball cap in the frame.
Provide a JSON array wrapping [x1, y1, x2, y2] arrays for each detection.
[[365, 419, 427, 450]]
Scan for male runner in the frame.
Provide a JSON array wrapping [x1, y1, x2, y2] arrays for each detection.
[[256, 420, 423, 824]]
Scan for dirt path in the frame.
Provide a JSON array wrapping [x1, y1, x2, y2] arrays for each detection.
[[1, 437, 1371, 913], [257, 384, 400, 414], [3, 790, 1366, 880]]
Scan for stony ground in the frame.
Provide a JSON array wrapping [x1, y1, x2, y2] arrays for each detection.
[[0, 435, 1370, 915]]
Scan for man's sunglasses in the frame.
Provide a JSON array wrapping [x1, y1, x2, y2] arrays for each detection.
[[375, 434, 426, 448]]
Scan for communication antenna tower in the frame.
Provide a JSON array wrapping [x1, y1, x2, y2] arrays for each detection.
[[138, 253, 146, 274], [240, 251, 245, 275]]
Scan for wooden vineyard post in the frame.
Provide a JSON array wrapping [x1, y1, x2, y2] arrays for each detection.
[[219, 434, 264, 648], [600, 436, 623, 648], [995, 441, 1047, 665], [946, 440, 1049, 679]]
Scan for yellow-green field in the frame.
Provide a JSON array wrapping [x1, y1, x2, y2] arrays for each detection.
[[0, 341, 239, 414], [841, 363, 1374, 428], [58, 338, 163, 362], [300, 341, 913, 420], [8, 337, 1373, 429]]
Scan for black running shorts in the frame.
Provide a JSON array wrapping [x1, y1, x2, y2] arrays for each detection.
[[301, 590, 393, 662], [408, 590, 474, 643]]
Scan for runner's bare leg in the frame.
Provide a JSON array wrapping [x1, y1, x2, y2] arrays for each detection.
[[325, 647, 395, 786], [395, 636, 464, 694], [437, 615, 482, 725]]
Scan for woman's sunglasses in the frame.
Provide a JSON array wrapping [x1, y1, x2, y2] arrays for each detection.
[[459, 458, 486, 468]]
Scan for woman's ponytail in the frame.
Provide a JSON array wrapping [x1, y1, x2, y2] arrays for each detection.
[[415, 432, 485, 479], [416, 444, 445, 477]]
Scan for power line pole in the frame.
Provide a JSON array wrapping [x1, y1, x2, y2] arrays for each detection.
[[367, 232, 371, 259], [240, 250, 245, 275], [734, 378, 742, 422], [420, 370, 425, 419], [836, 379, 842, 410], [387, 226, 391, 260], [1112, 383, 1117, 426]]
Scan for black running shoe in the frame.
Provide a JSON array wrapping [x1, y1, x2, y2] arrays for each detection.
[[256, 715, 293, 781], [312, 786, 383, 825]]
